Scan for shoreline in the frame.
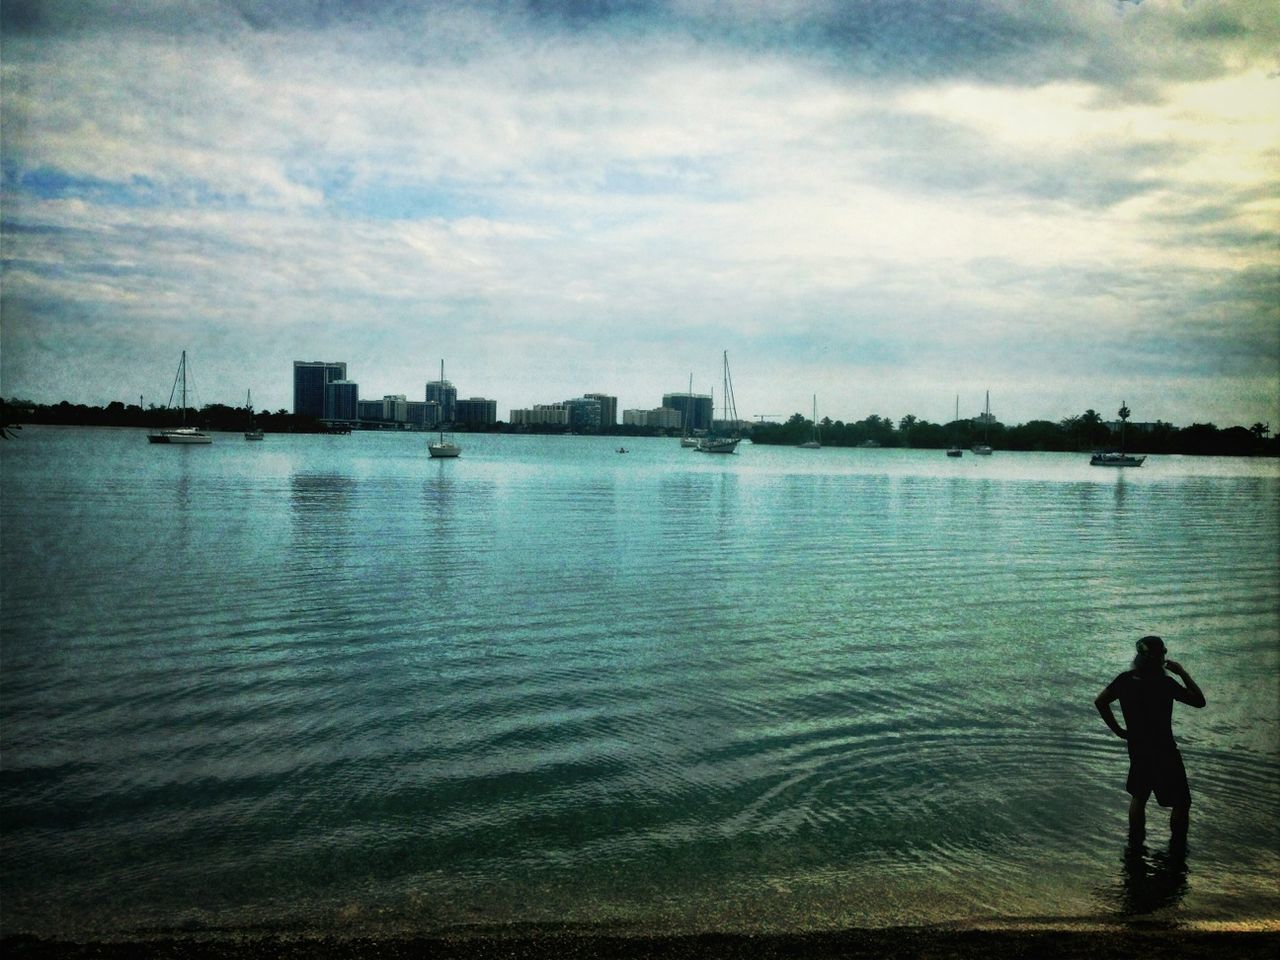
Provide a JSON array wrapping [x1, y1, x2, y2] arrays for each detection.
[[6, 919, 1280, 960]]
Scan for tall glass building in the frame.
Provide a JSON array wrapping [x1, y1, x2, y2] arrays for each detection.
[[326, 380, 359, 421], [661, 393, 713, 432], [424, 377, 457, 426], [293, 361, 347, 418]]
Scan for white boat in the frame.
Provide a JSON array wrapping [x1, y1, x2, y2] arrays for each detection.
[[679, 373, 699, 447], [971, 390, 992, 455], [427, 359, 461, 458], [147, 351, 212, 444], [244, 389, 264, 441], [1090, 400, 1145, 467], [798, 394, 821, 449], [946, 394, 963, 457], [695, 352, 741, 454]]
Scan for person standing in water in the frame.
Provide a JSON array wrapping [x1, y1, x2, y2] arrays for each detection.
[[1095, 636, 1206, 843]]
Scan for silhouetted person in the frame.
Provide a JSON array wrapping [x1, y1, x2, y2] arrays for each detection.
[[1095, 636, 1205, 843]]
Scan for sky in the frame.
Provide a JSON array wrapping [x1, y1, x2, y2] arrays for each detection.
[[2, 0, 1277, 428]]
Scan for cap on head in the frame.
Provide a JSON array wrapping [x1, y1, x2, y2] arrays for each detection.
[[1136, 635, 1167, 658]]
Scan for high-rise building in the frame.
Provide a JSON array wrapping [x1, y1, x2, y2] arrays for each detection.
[[564, 397, 602, 432], [425, 376, 457, 426], [456, 398, 498, 425], [509, 404, 568, 426], [326, 380, 359, 421], [584, 393, 617, 428], [662, 392, 713, 432], [294, 361, 347, 418], [357, 400, 384, 421], [382, 395, 408, 422], [624, 407, 682, 428]]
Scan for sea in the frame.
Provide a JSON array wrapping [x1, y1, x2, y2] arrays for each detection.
[[2, 426, 1278, 938]]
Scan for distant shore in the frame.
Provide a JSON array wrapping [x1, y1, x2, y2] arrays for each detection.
[[6, 921, 1280, 960]]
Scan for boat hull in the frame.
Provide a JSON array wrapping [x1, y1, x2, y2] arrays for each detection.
[[696, 438, 740, 454], [797, 441, 821, 449], [429, 444, 461, 458], [148, 430, 212, 444], [1091, 453, 1145, 466], [946, 448, 963, 457], [971, 445, 993, 455]]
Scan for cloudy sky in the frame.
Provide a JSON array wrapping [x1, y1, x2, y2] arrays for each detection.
[[2, 0, 1276, 427]]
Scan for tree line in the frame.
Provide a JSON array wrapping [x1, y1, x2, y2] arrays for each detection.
[[750, 409, 1276, 457], [3, 397, 1275, 456]]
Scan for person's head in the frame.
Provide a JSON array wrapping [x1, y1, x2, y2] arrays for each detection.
[[1133, 635, 1167, 673]]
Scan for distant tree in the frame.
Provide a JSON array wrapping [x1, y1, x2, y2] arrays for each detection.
[[1251, 422, 1271, 440]]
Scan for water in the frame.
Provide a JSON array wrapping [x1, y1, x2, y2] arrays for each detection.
[[2, 426, 1278, 937]]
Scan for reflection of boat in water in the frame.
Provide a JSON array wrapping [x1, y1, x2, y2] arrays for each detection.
[[427, 359, 461, 459], [946, 394, 962, 457], [695, 352, 741, 454], [244, 389, 264, 441], [798, 394, 821, 449], [971, 390, 992, 455], [1091, 401, 1145, 467], [147, 351, 212, 444]]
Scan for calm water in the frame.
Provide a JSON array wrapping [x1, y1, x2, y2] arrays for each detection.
[[2, 426, 1278, 937]]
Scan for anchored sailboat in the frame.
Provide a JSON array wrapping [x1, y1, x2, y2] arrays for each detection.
[[428, 359, 461, 459], [695, 352, 741, 454], [147, 351, 211, 444], [798, 394, 821, 449], [680, 373, 699, 448], [946, 395, 963, 457], [971, 391, 992, 455], [244, 389, 264, 441], [1091, 401, 1145, 466]]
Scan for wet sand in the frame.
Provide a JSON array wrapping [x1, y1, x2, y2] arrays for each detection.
[[6, 923, 1279, 959]]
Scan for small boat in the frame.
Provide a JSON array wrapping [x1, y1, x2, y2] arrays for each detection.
[[971, 390, 993, 455], [695, 352, 741, 454], [679, 373, 699, 447], [798, 394, 821, 449], [1090, 451, 1146, 467], [427, 359, 461, 458], [244, 389, 264, 441], [147, 351, 212, 444], [1090, 400, 1145, 467], [946, 394, 963, 457], [617, 447, 628, 454]]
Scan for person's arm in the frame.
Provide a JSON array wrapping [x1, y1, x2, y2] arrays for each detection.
[[1094, 683, 1127, 739], [1165, 660, 1206, 708]]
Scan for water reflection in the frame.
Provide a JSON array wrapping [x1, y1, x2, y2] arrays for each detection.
[[1108, 840, 1189, 916]]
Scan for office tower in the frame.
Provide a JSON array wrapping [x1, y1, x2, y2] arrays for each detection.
[[662, 392, 713, 432], [584, 393, 617, 428], [326, 380, 359, 421], [382, 395, 409, 422], [293, 361, 347, 418], [563, 397, 602, 432], [455, 398, 498, 425], [425, 376, 457, 426]]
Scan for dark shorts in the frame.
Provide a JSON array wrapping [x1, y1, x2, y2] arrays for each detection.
[[1127, 742, 1191, 808]]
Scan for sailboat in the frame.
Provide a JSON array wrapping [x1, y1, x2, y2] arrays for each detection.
[[427, 359, 461, 459], [680, 373, 699, 447], [244, 389, 264, 441], [147, 350, 211, 444], [971, 390, 992, 455], [798, 394, 821, 448], [695, 352, 741, 454], [946, 394, 963, 457], [1091, 401, 1145, 466]]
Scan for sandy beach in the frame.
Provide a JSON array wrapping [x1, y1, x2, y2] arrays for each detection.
[[6, 922, 1280, 960]]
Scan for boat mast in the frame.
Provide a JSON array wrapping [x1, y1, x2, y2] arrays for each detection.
[[180, 351, 187, 428]]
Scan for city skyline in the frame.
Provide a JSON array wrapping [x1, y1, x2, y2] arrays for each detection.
[[2, 2, 1276, 428]]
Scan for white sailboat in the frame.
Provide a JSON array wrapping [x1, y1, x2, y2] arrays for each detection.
[[428, 359, 461, 458], [971, 390, 992, 455], [798, 394, 821, 449], [244, 389, 264, 441], [147, 350, 212, 444], [695, 352, 741, 454], [680, 373, 699, 447], [946, 394, 963, 457]]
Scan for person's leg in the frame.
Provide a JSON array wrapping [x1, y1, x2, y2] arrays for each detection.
[[1128, 790, 1150, 838], [1170, 803, 1189, 843]]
